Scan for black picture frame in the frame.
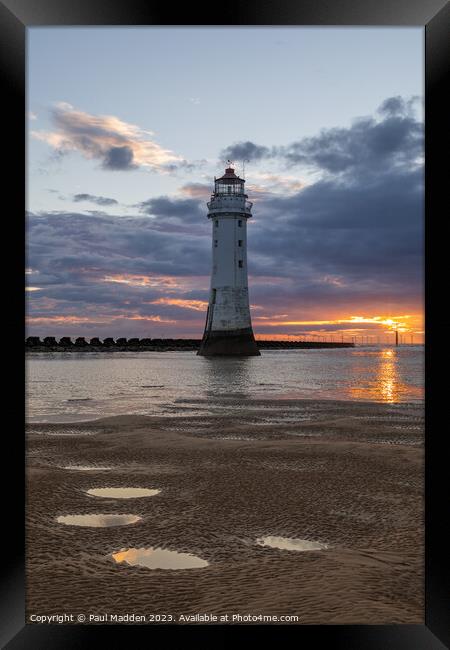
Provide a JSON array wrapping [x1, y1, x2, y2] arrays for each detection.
[[2, 0, 448, 647]]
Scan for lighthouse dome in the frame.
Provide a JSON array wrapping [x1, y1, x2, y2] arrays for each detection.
[[214, 166, 245, 196], [217, 166, 244, 181]]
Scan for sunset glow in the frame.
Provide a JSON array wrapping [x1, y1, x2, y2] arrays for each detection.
[[151, 298, 208, 311], [102, 274, 182, 289]]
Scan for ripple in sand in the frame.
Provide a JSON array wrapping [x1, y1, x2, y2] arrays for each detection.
[[66, 398, 93, 402], [86, 487, 160, 499], [56, 514, 141, 527], [256, 536, 327, 551], [63, 466, 112, 471], [112, 547, 209, 570], [27, 428, 97, 436]]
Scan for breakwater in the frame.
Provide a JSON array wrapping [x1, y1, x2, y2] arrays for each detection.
[[25, 336, 354, 351]]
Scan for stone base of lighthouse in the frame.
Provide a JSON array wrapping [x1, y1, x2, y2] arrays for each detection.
[[197, 327, 260, 357]]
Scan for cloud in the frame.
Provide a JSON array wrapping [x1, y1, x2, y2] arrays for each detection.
[[31, 102, 182, 172], [25, 209, 212, 336], [139, 196, 202, 219], [249, 167, 423, 293], [150, 297, 207, 312], [160, 159, 208, 174], [178, 183, 211, 200], [377, 95, 420, 117], [136, 196, 207, 234], [102, 145, 136, 170], [282, 112, 422, 175], [220, 96, 423, 177], [73, 193, 118, 206], [243, 98, 424, 315], [26, 210, 210, 292], [220, 141, 272, 162], [247, 173, 305, 197]]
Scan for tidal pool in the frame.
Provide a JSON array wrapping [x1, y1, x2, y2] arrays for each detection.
[[86, 487, 160, 499], [112, 547, 209, 570], [256, 536, 327, 551], [56, 514, 141, 527]]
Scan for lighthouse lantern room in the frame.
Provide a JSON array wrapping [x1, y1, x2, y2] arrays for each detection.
[[198, 165, 260, 356]]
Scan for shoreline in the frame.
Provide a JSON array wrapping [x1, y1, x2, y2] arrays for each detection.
[[26, 395, 424, 425], [26, 399, 424, 624]]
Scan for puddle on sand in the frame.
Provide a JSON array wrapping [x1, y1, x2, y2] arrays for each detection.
[[256, 536, 327, 551], [56, 514, 141, 527], [63, 466, 112, 471], [86, 487, 160, 499], [112, 547, 209, 570]]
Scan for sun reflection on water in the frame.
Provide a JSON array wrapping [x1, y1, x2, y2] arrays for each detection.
[[349, 348, 406, 403], [378, 349, 397, 402]]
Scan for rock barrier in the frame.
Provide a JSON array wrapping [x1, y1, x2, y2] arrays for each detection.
[[25, 337, 354, 351]]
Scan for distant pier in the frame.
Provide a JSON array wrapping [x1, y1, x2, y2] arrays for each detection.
[[25, 337, 355, 352]]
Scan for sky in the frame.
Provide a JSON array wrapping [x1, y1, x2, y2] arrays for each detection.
[[26, 27, 424, 342]]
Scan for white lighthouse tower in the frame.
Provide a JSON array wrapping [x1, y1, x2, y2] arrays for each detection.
[[198, 165, 260, 356]]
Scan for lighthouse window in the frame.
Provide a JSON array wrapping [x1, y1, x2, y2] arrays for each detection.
[[214, 240, 218, 247], [238, 240, 243, 247], [238, 220, 242, 227], [238, 260, 243, 268], [215, 220, 218, 227]]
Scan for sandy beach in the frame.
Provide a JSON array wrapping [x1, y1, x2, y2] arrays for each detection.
[[26, 398, 424, 624]]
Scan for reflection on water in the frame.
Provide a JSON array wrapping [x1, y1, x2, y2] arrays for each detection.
[[26, 348, 424, 422], [349, 348, 422, 403], [201, 356, 253, 399], [256, 536, 327, 551], [112, 547, 209, 569], [378, 349, 397, 402], [86, 487, 160, 499], [56, 514, 141, 527]]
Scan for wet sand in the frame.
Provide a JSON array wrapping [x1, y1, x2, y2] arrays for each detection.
[[26, 398, 424, 624]]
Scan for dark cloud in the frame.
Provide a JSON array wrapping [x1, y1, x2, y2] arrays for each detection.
[[249, 166, 423, 295], [377, 95, 419, 117], [138, 196, 202, 220], [220, 141, 272, 162], [102, 146, 136, 170], [285, 117, 422, 174], [135, 196, 207, 234], [73, 193, 118, 206], [26, 210, 209, 279], [25, 209, 213, 334], [242, 97, 423, 309], [221, 96, 423, 176]]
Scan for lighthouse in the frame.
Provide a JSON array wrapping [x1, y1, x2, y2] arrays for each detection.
[[198, 165, 260, 357]]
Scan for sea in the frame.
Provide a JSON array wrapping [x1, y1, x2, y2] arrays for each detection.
[[26, 346, 424, 423]]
